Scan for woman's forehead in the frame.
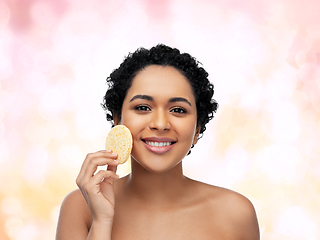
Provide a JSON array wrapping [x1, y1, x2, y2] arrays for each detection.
[[126, 65, 195, 101]]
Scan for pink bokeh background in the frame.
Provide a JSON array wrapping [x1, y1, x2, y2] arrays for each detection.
[[1, 0, 320, 239]]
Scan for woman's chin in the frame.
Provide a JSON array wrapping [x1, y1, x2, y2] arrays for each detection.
[[131, 155, 182, 174]]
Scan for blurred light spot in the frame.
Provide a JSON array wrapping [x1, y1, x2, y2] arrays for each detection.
[[51, 205, 61, 222], [305, 136, 320, 159], [32, 187, 53, 201], [51, 35, 77, 64], [301, 109, 318, 131], [0, 106, 4, 122], [220, 39, 252, 70], [6, 130, 22, 163], [57, 145, 83, 168], [25, 124, 51, 146], [71, 77, 106, 140], [14, 222, 37, 240], [24, 71, 48, 94], [0, 173, 23, 196], [30, 1, 57, 28], [0, 0, 10, 29], [215, 106, 234, 133], [225, 126, 249, 147], [266, 100, 300, 143], [62, 9, 104, 37], [23, 146, 48, 187], [18, 45, 36, 67], [224, 11, 258, 69], [298, 63, 320, 82], [9, 95, 26, 119], [75, 111, 104, 140], [301, 82, 320, 112], [274, 206, 318, 239], [73, 60, 95, 86], [46, 118, 68, 140], [1, 196, 22, 215], [307, 25, 320, 38], [127, 8, 148, 30], [311, 92, 320, 113], [295, 49, 317, 67], [0, 49, 12, 80], [92, 40, 130, 79], [252, 42, 271, 65], [0, 120, 5, 136], [0, 138, 9, 164], [6, 217, 24, 240], [33, 50, 54, 72], [291, 90, 309, 110], [245, 118, 266, 138], [5, 217, 23, 231], [39, 86, 67, 119], [239, 82, 262, 118], [312, 160, 320, 182], [269, 27, 297, 50], [257, 144, 303, 184], [213, 65, 247, 95], [265, 63, 297, 98], [225, 145, 249, 183], [31, 187, 54, 217], [172, 19, 208, 54]]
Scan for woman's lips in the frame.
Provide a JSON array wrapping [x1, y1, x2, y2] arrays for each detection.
[[142, 137, 176, 154]]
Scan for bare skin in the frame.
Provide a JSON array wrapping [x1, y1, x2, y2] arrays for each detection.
[[56, 65, 260, 240], [57, 164, 259, 240]]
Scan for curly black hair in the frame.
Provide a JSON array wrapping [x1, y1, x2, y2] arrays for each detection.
[[101, 44, 218, 139]]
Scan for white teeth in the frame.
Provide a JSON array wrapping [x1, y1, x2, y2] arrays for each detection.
[[146, 141, 171, 147]]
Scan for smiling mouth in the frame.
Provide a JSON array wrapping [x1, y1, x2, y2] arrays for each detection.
[[142, 140, 176, 147], [145, 141, 172, 147]]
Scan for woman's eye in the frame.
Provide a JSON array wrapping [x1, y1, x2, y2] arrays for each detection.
[[135, 105, 151, 111], [171, 108, 187, 114]]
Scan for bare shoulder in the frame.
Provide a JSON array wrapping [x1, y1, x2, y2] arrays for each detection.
[[56, 189, 92, 240], [188, 179, 260, 240], [207, 183, 256, 214]]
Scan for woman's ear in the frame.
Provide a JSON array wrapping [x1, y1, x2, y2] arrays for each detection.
[[192, 126, 201, 145]]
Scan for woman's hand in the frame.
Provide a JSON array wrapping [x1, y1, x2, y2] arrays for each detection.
[[76, 150, 120, 223]]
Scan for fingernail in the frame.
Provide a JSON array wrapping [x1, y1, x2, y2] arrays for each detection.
[[114, 160, 119, 164], [105, 149, 111, 152]]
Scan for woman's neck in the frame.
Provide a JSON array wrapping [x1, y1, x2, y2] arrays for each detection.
[[124, 160, 189, 207]]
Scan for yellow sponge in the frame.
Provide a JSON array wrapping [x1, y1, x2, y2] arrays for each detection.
[[105, 125, 132, 164]]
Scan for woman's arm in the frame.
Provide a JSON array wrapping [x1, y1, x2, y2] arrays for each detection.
[[205, 187, 260, 240], [236, 197, 260, 240], [86, 220, 114, 240], [56, 150, 119, 240], [226, 192, 260, 240], [55, 190, 91, 239], [56, 190, 115, 240]]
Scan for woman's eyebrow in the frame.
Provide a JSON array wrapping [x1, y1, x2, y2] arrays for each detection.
[[129, 95, 192, 106], [169, 97, 192, 106], [129, 94, 153, 102]]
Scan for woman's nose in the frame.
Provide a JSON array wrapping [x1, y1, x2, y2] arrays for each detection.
[[149, 109, 171, 131]]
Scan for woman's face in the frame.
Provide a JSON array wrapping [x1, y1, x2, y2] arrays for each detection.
[[116, 65, 199, 173]]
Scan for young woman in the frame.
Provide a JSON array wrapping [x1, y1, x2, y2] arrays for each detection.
[[56, 44, 260, 240]]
